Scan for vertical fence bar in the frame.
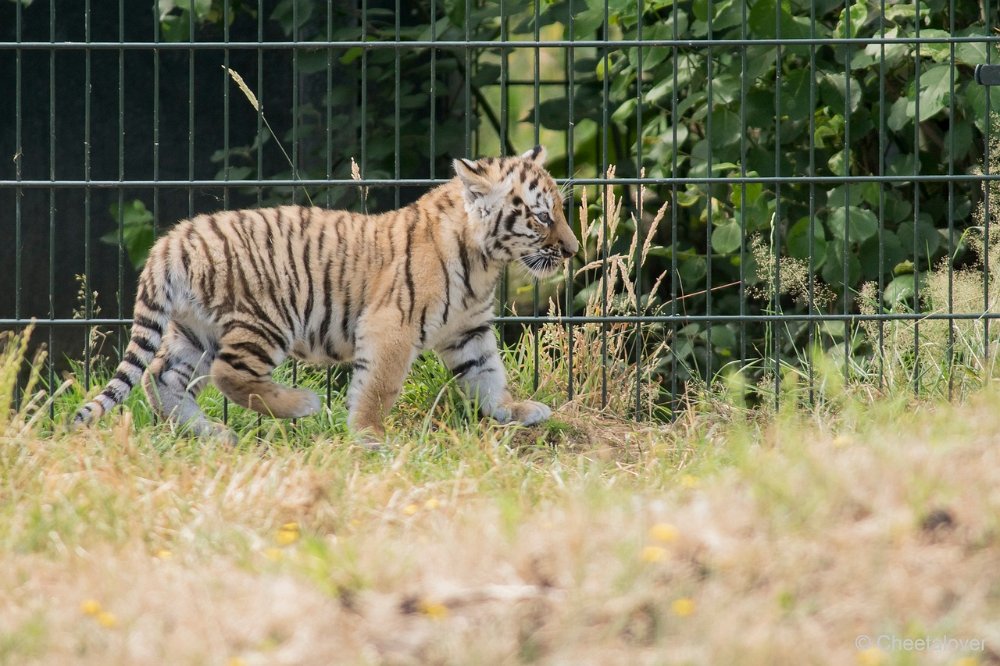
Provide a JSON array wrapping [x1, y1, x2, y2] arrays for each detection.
[[394, 0, 400, 210], [361, 0, 368, 187], [532, 0, 541, 394], [947, 0, 956, 398], [912, 1, 921, 393], [772, 0, 782, 407], [291, 0, 300, 399], [877, 0, 886, 389], [84, 0, 92, 391], [842, 0, 851, 383], [705, 0, 714, 386], [600, 0, 609, 408], [463, 0, 471, 157], [984, 2, 992, 366], [429, 0, 437, 183], [739, 0, 748, 387], [633, 0, 644, 419], [499, 0, 509, 344], [326, 0, 334, 408], [669, 3, 679, 412], [188, 8, 195, 220], [806, 0, 816, 404], [48, 0, 56, 416], [565, 0, 575, 401], [14, 0, 22, 333], [117, 0, 125, 358]]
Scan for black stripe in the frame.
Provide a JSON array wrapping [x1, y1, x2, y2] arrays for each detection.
[[418, 305, 428, 346], [174, 323, 204, 352], [303, 236, 315, 324], [457, 237, 474, 303], [319, 259, 334, 347], [132, 335, 157, 355], [502, 210, 518, 233], [446, 324, 491, 352], [227, 318, 287, 352], [218, 351, 266, 377], [341, 289, 352, 343], [134, 315, 163, 336], [490, 209, 504, 238], [283, 208, 305, 324], [112, 369, 135, 390], [229, 340, 276, 369], [101, 386, 123, 402], [437, 252, 451, 325], [450, 354, 488, 377], [137, 295, 166, 313], [123, 350, 147, 370], [191, 227, 215, 300], [403, 212, 417, 323], [207, 214, 236, 309]]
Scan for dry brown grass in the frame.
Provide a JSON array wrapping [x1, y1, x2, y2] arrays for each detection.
[[1, 326, 999, 665]]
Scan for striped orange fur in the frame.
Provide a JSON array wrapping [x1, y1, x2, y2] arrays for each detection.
[[73, 146, 579, 443]]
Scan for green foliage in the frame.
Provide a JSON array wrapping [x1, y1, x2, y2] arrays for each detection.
[[107, 0, 998, 396], [101, 200, 154, 270]]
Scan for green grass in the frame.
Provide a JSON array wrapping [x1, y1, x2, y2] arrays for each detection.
[[2, 323, 999, 665]]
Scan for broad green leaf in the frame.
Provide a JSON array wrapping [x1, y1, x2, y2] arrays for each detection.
[[916, 64, 951, 121], [711, 220, 743, 255], [786, 217, 828, 267], [828, 206, 878, 243], [883, 273, 926, 307], [709, 107, 742, 149], [897, 217, 941, 258]]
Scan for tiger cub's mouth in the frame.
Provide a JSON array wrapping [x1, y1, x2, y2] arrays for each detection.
[[519, 250, 565, 278]]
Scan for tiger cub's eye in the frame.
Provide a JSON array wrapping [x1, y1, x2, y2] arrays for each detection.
[[537, 212, 553, 226]]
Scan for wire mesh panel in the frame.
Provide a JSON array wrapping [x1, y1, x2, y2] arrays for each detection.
[[1, 1, 1000, 424]]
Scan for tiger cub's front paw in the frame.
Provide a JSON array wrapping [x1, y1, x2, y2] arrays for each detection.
[[493, 400, 552, 426]]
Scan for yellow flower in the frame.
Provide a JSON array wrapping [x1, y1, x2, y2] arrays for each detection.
[[856, 647, 887, 666], [953, 658, 979, 666], [423, 498, 440, 510], [403, 504, 419, 516], [96, 611, 118, 628], [155, 549, 172, 560], [680, 474, 699, 489], [80, 599, 102, 616], [639, 546, 666, 563], [648, 523, 679, 543], [832, 434, 853, 448], [227, 658, 247, 666], [417, 599, 449, 620], [276, 521, 300, 546], [264, 547, 284, 561], [670, 597, 695, 617]]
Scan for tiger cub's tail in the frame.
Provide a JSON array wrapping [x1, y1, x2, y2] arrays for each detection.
[[73, 293, 169, 426]]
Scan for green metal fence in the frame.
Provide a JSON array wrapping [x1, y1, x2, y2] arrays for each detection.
[[2, 0, 1000, 421]]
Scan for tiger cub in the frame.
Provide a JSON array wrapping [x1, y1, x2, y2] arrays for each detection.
[[74, 146, 579, 443]]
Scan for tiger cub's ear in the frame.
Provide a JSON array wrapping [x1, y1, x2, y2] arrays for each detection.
[[453, 158, 494, 197], [520, 145, 547, 165]]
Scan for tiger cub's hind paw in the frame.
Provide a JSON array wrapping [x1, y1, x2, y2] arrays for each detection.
[[494, 400, 552, 426]]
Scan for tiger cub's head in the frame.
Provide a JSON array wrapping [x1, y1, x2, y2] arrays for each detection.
[[453, 146, 580, 277]]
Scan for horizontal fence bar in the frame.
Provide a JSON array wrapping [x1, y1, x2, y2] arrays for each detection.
[[5, 313, 1000, 327], [3, 36, 1000, 49], [3, 174, 999, 188]]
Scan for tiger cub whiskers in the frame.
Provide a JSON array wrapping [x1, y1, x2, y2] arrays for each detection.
[[73, 145, 579, 443]]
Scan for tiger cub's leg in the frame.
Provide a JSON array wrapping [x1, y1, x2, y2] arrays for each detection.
[[438, 325, 551, 426], [211, 330, 321, 419], [142, 322, 220, 437], [346, 311, 419, 441]]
